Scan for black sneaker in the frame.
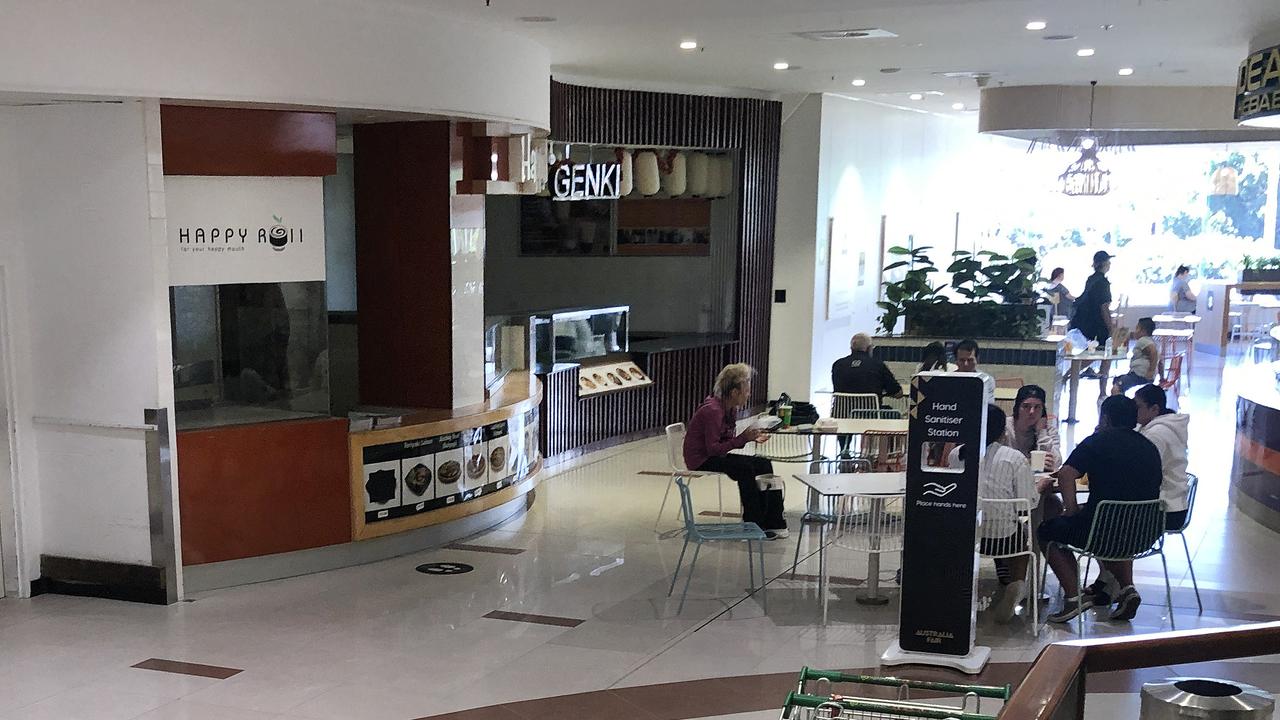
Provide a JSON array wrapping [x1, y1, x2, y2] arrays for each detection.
[[1086, 580, 1112, 607], [1048, 594, 1094, 623], [1109, 586, 1142, 622]]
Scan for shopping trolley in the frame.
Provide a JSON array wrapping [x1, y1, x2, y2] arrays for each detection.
[[780, 667, 1010, 720]]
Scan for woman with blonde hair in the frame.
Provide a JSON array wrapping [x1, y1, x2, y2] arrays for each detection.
[[683, 363, 787, 538]]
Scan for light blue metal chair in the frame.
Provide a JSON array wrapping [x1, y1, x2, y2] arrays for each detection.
[[667, 475, 768, 614], [1060, 498, 1171, 634]]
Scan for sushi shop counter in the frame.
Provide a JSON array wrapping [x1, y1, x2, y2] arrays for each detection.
[[177, 372, 544, 575]]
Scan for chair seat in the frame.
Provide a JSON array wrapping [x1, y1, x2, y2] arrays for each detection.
[[692, 522, 768, 541]]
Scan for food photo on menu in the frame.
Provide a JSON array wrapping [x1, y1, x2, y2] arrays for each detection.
[[363, 462, 401, 512], [433, 441, 465, 500], [401, 457, 433, 501], [462, 429, 489, 491]]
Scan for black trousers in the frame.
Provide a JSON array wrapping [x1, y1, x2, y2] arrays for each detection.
[[697, 454, 786, 531]]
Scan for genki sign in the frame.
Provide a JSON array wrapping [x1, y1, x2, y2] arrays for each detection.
[[551, 162, 621, 201]]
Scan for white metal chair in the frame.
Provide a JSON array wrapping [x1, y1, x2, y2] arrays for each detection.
[[977, 497, 1040, 631], [656, 423, 731, 530], [754, 432, 818, 463], [1166, 473, 1202, 612], [881, 395, 909, 419], [825, 491, 906, 622], [790, 457, 872, 580], [831, 392, 880, 419], [1058, 499, 1171, 634]]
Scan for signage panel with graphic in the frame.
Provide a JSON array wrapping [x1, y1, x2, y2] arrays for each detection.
[[1236, 42, 1280, 125]]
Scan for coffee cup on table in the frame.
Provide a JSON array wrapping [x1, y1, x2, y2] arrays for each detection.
[[1030, 450, 1048, 472]]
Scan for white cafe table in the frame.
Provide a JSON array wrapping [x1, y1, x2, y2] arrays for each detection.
[[1063, 351, 1127, 423], [791, 471, 906, 622], [769, 418, 908, 511]]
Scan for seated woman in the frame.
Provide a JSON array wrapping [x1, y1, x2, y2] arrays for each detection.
[[683, 363, 787, 539], [1005, 384, 1062, 471], [978, 404, 1038, 623]]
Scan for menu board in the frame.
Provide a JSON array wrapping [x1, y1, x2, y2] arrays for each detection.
[[578, 361, 653, 397], [360, 417, 529, 524]]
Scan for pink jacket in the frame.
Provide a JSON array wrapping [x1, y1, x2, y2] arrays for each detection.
[[683, 395, 750, 470]]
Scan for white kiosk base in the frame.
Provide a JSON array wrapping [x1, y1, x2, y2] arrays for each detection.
[[880, 642, 991, 675]]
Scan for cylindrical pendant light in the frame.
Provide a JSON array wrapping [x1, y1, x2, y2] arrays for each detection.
[[686, 152, 709, 196], [661, 151, 687, 196], [634, 150, 660, 196]]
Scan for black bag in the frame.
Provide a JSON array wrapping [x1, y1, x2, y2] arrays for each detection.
[[768, 393, 820, 426]]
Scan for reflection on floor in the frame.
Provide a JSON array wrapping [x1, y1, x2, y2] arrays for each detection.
[[1, 350, 1279, 720]]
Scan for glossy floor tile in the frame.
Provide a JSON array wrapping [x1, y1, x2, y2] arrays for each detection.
[[0, 351, 1277, 719]]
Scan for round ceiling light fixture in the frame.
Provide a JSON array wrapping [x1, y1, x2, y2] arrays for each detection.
[[909, 93, 925, 101], [1025, 20, 1047, 31], [1118, 67, 1134, 76], [951, 102, 966, 111], [1077, 48, 1096, 57], [852, 78, 867, 87], [517, 16, 556, 22], [680, 40, 698, 50], [773, 61, 790, 70]]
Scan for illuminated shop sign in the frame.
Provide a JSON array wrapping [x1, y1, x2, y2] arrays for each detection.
[[551, 162, 621, 201], [1236, 43, 1280, 125]]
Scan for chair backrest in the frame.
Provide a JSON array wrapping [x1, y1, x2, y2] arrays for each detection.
[[863, 430, 908, 471], [995, 397, 1016, 418], [754, 432, 814, 462], [881, 395, 909, 419], [1160, 354, 1183, 390], [1080, 499, 1165, 561], [1172, 473, 1198, 533], [809, 457, 873, 474], [674, 475, 698, 532], [995, 377, 1025, 390], [832, 392, 880, 419], [666, 422, 688, 472], [833, 493, 906, 553], [977, 497, 1034, 557]]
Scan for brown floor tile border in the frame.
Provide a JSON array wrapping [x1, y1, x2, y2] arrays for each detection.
[[697, 511, 743, 518], [786, 572, 866, 587], [483, 610, 584, 628], [445, 543, 526, 555], [637, 471, 672, 477], [131, 658, 242, 680], [415, 659, 1280, 720]]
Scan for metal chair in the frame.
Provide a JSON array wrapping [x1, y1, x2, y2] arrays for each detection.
[[977, 497, 1040, 631], [754, 432, 818, 463], [825, 491, 906, 621], [1166, 473, 1202, 612], [656, 423, 731, 530], [1058, 499, 1172, 634], [667, 475, 768, 613], [831, 392, 880, 419], [861, 430, 908, 472], [1159, 353, 1184, 397], [881, 395, 909, 419], [790, 457, 872, 580]]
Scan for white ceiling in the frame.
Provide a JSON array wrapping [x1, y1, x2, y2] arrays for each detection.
[[413, 0, 1280, 114]]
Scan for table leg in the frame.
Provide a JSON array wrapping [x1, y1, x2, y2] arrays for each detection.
[[820, 495, 829, 625], [1066, 360, 1080, 423], [856, 497, 890, 605], [1184, 338, 1192, 389], [806, 440, 823, 514]]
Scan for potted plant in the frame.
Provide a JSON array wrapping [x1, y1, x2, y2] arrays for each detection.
[[1242, 256, 1280, 283]]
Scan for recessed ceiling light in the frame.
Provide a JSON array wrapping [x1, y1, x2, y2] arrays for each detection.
[[952, 102, 966, 111], [909, 93, 924, 101], [1025, 20, 1047, 31], [852, 78, 867, 87], [773, 62, 790, 70], [1118, 67, 1134, 76], [680, 40, 698, 50], [1077, 48, 1096, 57], [1043, 34, 1077, 41], [518, 16, 556, 23], [1100, 24, 1115, 31]]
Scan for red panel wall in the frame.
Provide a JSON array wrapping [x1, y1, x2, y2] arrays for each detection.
[[353, 122, 456, 408], [177, 418, 351, 564], [161, 105, 337, 177]]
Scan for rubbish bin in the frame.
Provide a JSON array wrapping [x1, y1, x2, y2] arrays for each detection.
[[1141, 678, 1274, 719]]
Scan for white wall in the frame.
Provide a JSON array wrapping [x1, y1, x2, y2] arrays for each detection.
[[770, 94, 1023, 398], [0, 0, 550, 129], [0, 101, 172, 586]]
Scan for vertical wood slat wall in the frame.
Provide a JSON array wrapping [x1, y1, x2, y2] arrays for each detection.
[[550, 81, 783, 410], [540, 344, 732, 461]]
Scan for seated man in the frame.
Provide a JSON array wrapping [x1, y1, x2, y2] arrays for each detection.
[[953, 338, 996, 404], [977, 404, 1038, 623], [1005, 384, 1062, 471], [832, 332, 902, 401], [1111, 317, 1159, 395], [684, 363, 787, 539], [1037, 395, 1162, 624]]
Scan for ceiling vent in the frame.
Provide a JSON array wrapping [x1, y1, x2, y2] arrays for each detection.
[[794, 28, 898, 41]]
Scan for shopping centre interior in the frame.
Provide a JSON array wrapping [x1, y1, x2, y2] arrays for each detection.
[[2, 2, 1280, 719]]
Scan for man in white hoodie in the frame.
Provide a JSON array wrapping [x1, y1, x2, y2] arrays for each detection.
[[1087, 384, 1190, 621]]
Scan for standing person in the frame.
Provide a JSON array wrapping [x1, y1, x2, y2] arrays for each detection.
[[1110, 317, 1160, 395], [1036, 396, 1162, 623], [954, 339, 995, 403], [1005, 384, 1062, 471], [918, 341, 950, 373], [1046, 267, 1076, 320], [1069, 251, 1116, 391], [977, 404, 1039, 622], [684, 364, 788, 539], [1169, 265, 1198, 313], [832, 333, 903, 400]]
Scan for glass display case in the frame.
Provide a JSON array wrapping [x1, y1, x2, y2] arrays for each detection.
[[529, 305, 630, 368]]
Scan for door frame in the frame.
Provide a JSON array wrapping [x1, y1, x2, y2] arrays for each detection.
[[0, 267, 24, 596]]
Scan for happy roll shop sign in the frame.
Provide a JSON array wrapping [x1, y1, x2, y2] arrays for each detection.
[[550, 162, 621, 201], [1236, 42, 1280, 125], [166, 176, 326, 286]]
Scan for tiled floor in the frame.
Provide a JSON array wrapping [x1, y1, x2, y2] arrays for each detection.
[[0, 351, 1278, 719]]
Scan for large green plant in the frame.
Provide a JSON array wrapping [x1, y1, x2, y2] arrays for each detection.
[[876, 246, 945, 335]]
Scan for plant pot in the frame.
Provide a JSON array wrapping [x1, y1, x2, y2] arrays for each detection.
[[904, 301, 1044, 340], [1242, 269, 1280, 283]]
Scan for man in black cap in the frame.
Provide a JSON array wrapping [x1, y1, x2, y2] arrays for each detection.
[[1069, 251, 1115, 394]]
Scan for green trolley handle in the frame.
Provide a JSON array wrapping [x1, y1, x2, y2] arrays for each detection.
[[797, 667, 1012, 700], [783, 692, 1001, 720]]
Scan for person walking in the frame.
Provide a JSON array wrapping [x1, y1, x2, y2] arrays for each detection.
[[1069, 251, 1116, 392]]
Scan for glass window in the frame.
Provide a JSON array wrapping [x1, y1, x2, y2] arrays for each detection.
[[171, 281, 329, 430]]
